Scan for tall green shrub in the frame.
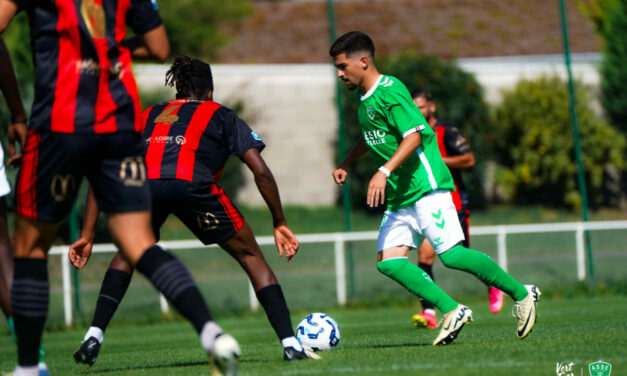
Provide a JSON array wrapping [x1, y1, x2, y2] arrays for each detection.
[[338, 52, 491, 211], [492, 74, 625, 208], [599, 1, 627, 135]]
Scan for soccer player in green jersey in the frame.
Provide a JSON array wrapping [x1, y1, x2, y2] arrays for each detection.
[[329, 31, 541, 345]]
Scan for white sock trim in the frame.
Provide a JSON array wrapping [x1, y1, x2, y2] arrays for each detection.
[[14, 365, 38, 376], [200, 321, 223, 352], [281, 336, 303, 351], [85, 326, 104, 344]]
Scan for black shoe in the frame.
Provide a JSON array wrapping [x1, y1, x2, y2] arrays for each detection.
[[283, 346, 320, 361], [73, 337, 101, 366]]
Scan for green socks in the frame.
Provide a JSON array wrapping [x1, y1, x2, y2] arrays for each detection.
[[377, 257, 458, 313], [439, 245, 528, 301], [8, 316, 17, 343]]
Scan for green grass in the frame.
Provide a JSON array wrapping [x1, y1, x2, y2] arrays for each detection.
[[1, 295, 625, 375]]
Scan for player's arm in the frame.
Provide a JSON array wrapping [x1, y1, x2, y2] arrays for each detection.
[[0, 0, 18, 33], [123, 25, 169, 62], [241, 148, 300, 262], [69, 186, 100, 270], [367, 132, 422, 207], [442, 126, 475, 169], [0, 35, 27, 165], [442, 152, 475, 170], [332, 137, 369, 186]]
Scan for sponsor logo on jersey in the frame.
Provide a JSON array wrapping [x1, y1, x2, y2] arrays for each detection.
[[175, 135, 187, 145], [251, 131, 262, 141], [151, 0, 159, 10], [145, 135, 173, 144], [363, 129, 386, 146]]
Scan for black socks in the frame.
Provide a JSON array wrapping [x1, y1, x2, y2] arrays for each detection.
[[91, 269, 132, 331], [256, 284, 294, 340], [11, 258, 48, 366], [135, 245, 211, 333], [418, 262, 435, 311]]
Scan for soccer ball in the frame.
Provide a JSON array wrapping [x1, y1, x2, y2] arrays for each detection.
[[296, 312, 340, 351]]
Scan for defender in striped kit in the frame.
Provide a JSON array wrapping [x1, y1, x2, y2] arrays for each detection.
[[0, 2, 239, 375], [330, 31, 540, 346], [69, 57, 317, 369]]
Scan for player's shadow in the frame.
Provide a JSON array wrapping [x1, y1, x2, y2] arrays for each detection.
[[360, 342, 432, 349]]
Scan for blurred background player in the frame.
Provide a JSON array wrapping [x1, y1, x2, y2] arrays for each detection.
[[0, 37, 48, 376], [330, 31, 540, 346], [410, 89, 504, 330], [0, 1, 240, 375], [69, 56, 317, 365]]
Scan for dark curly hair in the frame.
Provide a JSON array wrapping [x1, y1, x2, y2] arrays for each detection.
[[165, 56, 213, 100]]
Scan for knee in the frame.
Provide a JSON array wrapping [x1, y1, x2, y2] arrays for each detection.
[[376, 258, 405, 277]]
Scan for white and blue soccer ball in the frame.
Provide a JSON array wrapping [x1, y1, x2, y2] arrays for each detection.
[[296, 312, 340, 351]]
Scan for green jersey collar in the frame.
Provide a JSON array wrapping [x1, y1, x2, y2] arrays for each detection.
[[360, 75, 384, 101]]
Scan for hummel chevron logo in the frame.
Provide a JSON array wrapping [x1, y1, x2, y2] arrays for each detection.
[[432, 210, 445, 228]]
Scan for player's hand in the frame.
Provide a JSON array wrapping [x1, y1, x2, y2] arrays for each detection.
[[332, 165, 349, 186], [68, 236, 94, 270], [273, 224, 300, 263], [7, 122, 27, 166], [367, 171, 387, 207]]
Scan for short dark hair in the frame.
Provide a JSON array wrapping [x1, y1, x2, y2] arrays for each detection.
[[165, 56, 214, 100], [329, 31, 375, 59], [410, 89, 433, 101]]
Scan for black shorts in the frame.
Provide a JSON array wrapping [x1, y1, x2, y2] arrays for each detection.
[[457, 208, 470, 248], [16, 130, 151, 222], [149, 179, 244, 245]]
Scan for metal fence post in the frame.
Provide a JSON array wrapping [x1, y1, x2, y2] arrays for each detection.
[[61, 250, 73, 327], [497, 226, 508, 271], [575, 223, 586, 281], [335, 236, 347, 306]]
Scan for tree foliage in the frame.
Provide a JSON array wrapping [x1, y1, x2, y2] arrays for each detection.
[[338, 52, 492, 211], [157, 0, 252, 60], [492, 74, 625, 208], [579, 0, 627, 135]]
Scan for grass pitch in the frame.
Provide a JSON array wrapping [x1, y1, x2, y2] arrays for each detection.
[[1, 295, 625, 375]]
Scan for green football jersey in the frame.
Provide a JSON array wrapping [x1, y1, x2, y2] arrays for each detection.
[[358, 75, 455, 210]]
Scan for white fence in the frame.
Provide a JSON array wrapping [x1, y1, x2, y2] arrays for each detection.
[[49, 220, 627, 326]]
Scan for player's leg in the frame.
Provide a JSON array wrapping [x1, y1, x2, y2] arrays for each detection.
[[423, 191, 540, 338], [73, 253, 133, 366], [172, 180, 313, 360], [0, 196, 13, 319], [412, 239, 437, 329], [74, 197, 169, 366], [219, 222, 315, 360], [10, 130, 84, 376], [92, 135, 239, 373], [376, 209, 472, 345]]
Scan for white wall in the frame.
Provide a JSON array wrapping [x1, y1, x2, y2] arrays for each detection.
[[133, 54, 601, 207]]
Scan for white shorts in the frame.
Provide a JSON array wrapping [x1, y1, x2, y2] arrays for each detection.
[[378, 190, 464, 254], [0, 144, 10, 197]]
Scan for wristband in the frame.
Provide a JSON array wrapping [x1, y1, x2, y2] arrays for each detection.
[[378, 166, 391, 177]]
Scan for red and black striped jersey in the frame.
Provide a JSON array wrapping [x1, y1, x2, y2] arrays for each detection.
[[434, 120, 472, 210], [16, 0, 162, 134], [142, 99, 265, 184]]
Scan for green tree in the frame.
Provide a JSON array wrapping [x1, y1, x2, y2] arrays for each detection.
[[157, 0, 252, 60], [338, 52, 491, 211], [492, 74, 625, 208], [579, 0, 627, 135]]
